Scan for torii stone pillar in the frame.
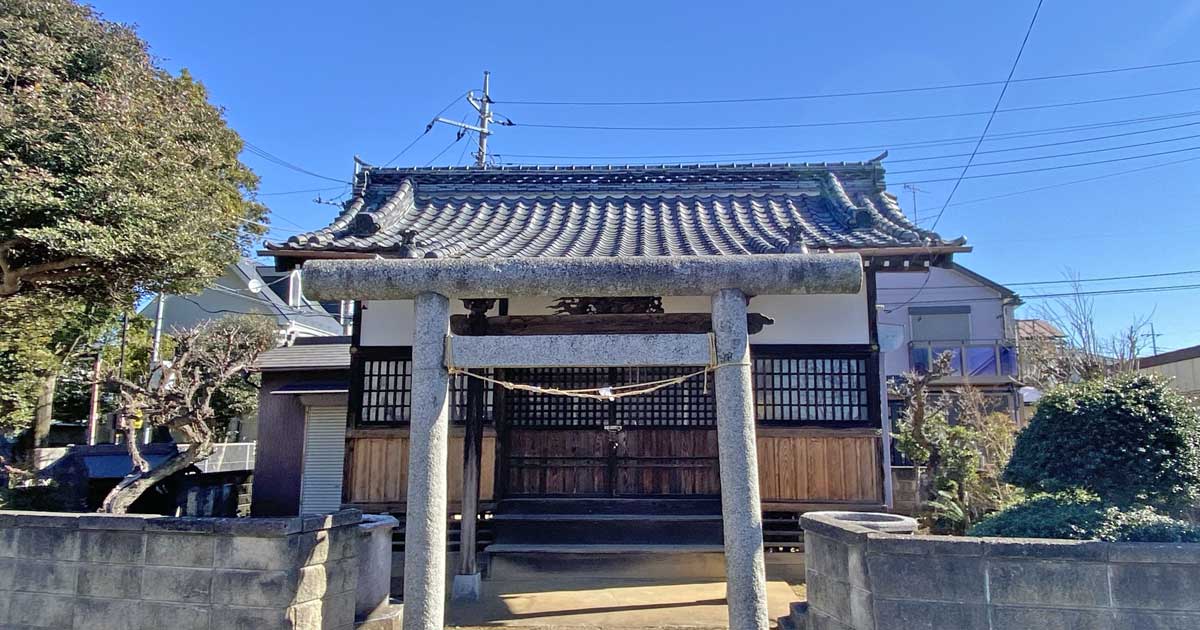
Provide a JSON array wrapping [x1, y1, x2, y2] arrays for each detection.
[[402, 292, 451, 630], [711, 288, 770, 630]]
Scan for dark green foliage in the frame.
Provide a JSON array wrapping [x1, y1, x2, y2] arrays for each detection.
[[970, 491, 1200, 543], [969, 491, 1110, 539], [1109, 509, 1200, 543], [1, 0, 266, 301], [1004, 374, 1200, 510], [0, 295, 118, 432]]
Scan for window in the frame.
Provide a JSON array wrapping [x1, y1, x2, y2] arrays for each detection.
[[910, 306, 971, 342], [351, 347, 485, 426], [752, 346, 877, 425]]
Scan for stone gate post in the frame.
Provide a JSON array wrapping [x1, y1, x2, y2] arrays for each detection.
[[402, 291, 451, 630], [711, 288, 770, 630]]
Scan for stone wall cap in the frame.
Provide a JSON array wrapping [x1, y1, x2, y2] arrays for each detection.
[[358, 514, 400, 533], [867, 533, 985, 556], [1108, 542, 1200, 564], [301, 509, 363, 533], [982, 538, 1109, 561], [144, 517, 217, 533], [76, 514, 154, 531], [4, 511, 83, 528], [213, 516, 303, 537]]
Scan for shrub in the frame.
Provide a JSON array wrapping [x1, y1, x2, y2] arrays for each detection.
[[969, 491, 1109, 540], [969, 492, 1200, 543], [1004, 374, 1200, 510], [1107, 506, 1200, 543]]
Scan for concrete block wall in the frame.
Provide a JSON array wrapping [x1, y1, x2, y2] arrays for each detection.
[[0, 508, 362, 629], [801, 512, 1200, 630]]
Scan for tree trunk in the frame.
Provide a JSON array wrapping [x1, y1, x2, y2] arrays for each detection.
[[32, 371, 58, 448], [919, 451, 942, 505], [100, 441, 213, 514]]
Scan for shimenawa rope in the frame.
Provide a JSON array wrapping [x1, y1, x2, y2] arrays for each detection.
[[445, 333, 749, 401]]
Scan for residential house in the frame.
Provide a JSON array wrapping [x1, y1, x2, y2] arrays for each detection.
[[875, 264, 1021, 514], [141, 259, 349, 343], [250, 161, 970, 617], [877, 264, 1021, 412], [132, 259, 348, 443], [1140, 345, 1200, 399]]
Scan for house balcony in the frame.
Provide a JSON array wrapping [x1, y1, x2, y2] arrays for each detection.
[[909, 340, 1018, 385]]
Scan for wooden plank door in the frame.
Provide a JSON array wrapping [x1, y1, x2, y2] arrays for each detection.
[[505, 428, 613, 496], [613, 428, 720, 497]]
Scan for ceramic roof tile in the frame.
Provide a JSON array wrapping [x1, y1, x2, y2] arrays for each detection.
[[265, 162, 957, 258]]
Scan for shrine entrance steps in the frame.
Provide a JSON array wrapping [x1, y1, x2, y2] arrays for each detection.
[[484, 498, 726, 581]]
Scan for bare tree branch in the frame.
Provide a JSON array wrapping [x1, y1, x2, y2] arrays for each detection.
[[99, 317, 275, 513]]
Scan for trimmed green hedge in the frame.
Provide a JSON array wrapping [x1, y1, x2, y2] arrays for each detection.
[[969, 491, 1200, 543], [1005, 374, 1200, 510]]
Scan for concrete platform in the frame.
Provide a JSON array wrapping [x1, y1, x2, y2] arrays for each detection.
[[445, 578, 796, 629]]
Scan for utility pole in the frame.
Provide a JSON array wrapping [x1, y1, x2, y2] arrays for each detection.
[[470, 71, 492, 168], [150, 293, 165, 364], [86, 349, 102, 446], [115, 312, 129, 445], [1148, 322, 1161, 356], [429, 72, 511, 168]]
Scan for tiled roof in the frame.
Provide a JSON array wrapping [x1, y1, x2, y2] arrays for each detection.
[[1017, 319, 1066, 340], [254, 337, 351, 371], [265, 163, 962, 259]]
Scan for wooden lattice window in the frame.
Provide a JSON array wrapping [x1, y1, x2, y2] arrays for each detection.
[[752, 345, 878, 426], [503, 366, 717, 429], [503, 367, 615, 428], [352, 345, 878, 428], [613, 366, 716, 428], [351, 347, 487, 426]]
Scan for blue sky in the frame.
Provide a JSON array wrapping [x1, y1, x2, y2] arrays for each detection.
[[91, 0, 1200, 352]]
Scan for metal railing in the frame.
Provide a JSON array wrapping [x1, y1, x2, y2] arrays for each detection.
[[909, 340, 1018, 378]]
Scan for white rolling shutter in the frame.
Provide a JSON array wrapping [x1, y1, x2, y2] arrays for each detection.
[[299, 406, 347, 515]]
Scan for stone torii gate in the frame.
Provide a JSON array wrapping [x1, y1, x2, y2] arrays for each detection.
[[306, 254, 864, 630]]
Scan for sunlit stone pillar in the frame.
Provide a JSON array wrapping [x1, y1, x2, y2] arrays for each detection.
[[711, 288, 770, 630], [402, 291, 451, 630]]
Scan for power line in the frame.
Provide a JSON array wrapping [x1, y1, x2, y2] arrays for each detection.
[[495, 57, 1200, 106], [930, 154, 1200, 209], [888, 0, 1045, 314], [887, 120, 1200, 165], [242, 142, 346, 183], [424, 133, 466, 166], [257, 185, 348, 197], [892, 143, 1200, 186], [499, 110, 1200, 162], [890, 130, 1200, 175], [382, 91, 471, 167], [877, 269, 1200, 292], [882, 283, 1200, 307], [513, 85, 1200, 132], [174, 295, 335, 319]]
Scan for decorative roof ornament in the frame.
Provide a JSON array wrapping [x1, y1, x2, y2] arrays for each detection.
[[395, 229, 424, 259], [782, 223, 810, 254]]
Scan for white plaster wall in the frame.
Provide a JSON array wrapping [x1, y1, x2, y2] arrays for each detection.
[[362, 289, 869, 347], [875, 266, 1013, 377], [360, 299, 470, 346]]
